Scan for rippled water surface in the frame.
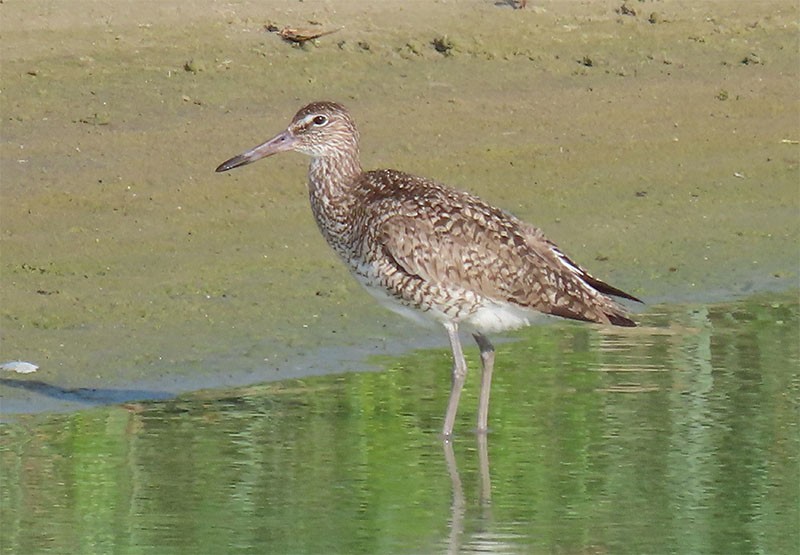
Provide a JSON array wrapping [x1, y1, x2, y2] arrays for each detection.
[[1, 292, 798, 554]]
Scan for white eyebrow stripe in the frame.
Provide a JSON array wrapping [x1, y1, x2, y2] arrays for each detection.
[[298, 114, 317, 126]]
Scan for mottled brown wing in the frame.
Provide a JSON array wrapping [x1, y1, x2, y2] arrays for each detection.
[[377, 207, 634, 326], [377, 212, 515, 301], [519, 222, 643, 303], [515, 223, 638, 325]]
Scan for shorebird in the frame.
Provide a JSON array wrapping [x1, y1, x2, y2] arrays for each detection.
[[216, 101, 641, 439]]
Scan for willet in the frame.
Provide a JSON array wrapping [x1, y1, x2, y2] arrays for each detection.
[[216, 101, 641, 439]]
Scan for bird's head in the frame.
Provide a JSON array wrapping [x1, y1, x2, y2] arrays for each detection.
[[215, 101, 359, 173]]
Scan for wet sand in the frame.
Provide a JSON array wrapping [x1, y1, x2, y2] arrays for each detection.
[[1, 0, 797, 413]]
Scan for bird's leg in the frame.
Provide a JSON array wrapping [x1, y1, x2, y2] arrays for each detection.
[[472, 332, 495, 434], [442, 321, 468, 440]]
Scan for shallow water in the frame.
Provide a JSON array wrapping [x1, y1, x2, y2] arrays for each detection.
[[1, 291, 797, 555]]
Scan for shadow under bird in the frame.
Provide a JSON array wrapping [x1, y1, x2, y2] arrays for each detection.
[[216, 101, 642, 439]]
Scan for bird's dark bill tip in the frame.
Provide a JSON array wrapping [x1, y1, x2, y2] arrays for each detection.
[[215, 155, 250, 173]]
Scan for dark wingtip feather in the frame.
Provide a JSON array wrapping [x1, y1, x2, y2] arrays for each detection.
[[608, 312, 637, 327], [582, 273, 643, 304]]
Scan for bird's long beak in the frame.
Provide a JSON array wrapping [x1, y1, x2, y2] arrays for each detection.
[[215, 129, 297, 173]]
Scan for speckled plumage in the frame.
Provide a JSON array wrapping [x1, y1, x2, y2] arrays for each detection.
[[216, 100, 641, 438]]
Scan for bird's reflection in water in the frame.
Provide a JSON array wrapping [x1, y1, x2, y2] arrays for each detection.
[[443, 435, 521, 555], [443, 439, 467, 555]]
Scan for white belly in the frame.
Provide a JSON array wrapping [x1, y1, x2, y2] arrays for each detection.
[[352, 264, 543, 333], [463, 300, 541, 333]]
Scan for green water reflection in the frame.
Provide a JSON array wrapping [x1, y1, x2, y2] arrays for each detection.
[[1, 293, 798, 554]]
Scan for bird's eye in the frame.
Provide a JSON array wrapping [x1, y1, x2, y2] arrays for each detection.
[[312, 115, 328, 126]]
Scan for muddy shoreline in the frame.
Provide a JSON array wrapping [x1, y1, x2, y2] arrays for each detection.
[[1, 0, 797, 415]]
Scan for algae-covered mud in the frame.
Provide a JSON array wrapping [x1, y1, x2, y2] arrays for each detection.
[[1, 1, 798, 413]]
